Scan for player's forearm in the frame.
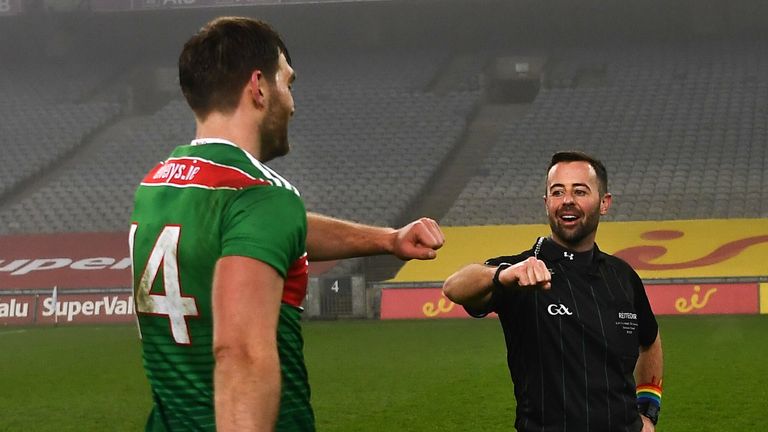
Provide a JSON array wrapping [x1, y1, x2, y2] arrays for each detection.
[[214, 348, 281, 432], [636, 333, 663, 430], [635, 333, 663, 385], [306, 212, 396, 261], [442, 264, 495, 309]]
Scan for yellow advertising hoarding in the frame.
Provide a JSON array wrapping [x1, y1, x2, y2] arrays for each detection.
[[761, 283, 768, 314], [392, 219, 768, 282]]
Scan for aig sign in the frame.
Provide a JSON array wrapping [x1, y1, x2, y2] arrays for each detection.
[[0, 0, 21, 15], [139, 0, 197, 6]]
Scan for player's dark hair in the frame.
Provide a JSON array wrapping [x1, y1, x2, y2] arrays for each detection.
[[178, 16, 291, 119], [547, 151, 608, 196]]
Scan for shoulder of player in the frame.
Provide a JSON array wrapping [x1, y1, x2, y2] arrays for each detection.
[[232, 184, 304, 208], [222, 186, 307, 230]]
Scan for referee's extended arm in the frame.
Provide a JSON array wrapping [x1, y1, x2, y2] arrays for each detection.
[[443, 257, 551, 310]]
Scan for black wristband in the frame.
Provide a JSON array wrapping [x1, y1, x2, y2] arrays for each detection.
[[492, 263, 513, 291], [637, 401, 660, 425]]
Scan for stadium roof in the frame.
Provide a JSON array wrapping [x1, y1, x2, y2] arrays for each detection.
[[90, 0, 395, 13]]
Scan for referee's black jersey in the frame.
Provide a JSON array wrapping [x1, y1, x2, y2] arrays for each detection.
[[470, 238, 658, 432]]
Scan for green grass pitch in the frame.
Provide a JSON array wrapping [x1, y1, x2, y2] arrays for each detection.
[[1, 315, 767, 431]]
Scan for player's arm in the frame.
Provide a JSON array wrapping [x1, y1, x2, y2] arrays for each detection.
[[635, 332, 664, 432], [213, 256, 283, 432], [443, 257, 552, 310], [305, 213, 445, 261]]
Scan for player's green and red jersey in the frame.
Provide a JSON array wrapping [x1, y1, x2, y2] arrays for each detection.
[[129, 139, 314, 431]]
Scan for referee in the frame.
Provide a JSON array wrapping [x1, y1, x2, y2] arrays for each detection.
[[443, 151, 663, 432]]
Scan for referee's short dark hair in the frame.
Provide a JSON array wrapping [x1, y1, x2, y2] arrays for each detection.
[[547, 151, 608, 196]]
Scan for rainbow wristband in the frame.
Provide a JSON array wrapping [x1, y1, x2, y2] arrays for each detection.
[[636, 384, 662, 425], [637, 384, 662, 406]]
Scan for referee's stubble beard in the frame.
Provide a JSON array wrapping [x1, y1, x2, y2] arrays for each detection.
[[548, 199, 602, 251]]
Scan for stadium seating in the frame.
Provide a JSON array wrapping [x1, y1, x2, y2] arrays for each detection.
[[273, 89, 476, 226], [442, 42, 768, 225], [0, 101, 184, 234], [0, 49, 480, 234], [2, 41, 768, 235], [0, 62, 122, 201]]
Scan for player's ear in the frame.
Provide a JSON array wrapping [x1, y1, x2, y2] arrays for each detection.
[[600, 192, 612, 215], [249, 70, 266, 108]]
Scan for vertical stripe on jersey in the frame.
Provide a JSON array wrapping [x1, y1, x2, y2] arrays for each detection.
[[589, 283, 612, 432], [603, 265, 633, 431], [598, 266, 617, 302], [534, 292, 544, 431], [563, 268, 589, 432], [608, 265, 633, 304], [559, 294, 567, 432]]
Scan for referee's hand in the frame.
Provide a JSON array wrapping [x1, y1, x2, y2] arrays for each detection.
[[498, 257, 552, 290], [640, 415, 655, 432]]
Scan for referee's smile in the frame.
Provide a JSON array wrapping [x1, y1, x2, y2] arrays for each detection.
[[557, 209, 581, 226]]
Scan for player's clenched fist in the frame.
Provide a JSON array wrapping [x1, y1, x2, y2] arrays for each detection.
[[392, 217, 445, 260], [497, 257, 552, 290]]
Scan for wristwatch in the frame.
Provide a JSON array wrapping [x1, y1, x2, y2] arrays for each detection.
[[638, 402, 660, 425], [492, 263, 513, 290]]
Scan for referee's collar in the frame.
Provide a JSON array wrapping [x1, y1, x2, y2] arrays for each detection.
[[533, 237, 604, 267]]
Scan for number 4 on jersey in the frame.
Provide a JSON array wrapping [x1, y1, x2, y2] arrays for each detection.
[[130, 224, 199, 345]]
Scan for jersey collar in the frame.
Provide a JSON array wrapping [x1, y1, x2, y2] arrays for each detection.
[[533, 237, 604, 267], [189, 138, 262, 163], [190, 138, 238, 147]]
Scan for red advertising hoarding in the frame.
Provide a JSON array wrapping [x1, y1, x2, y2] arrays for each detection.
[[646, 283, 759, 315], [0, 295, 36, 325], [381, 288, 477, 320], [380, 283, 761, 320], [0, 232, 335, 292], [0, 292, 134, 326], [0, 232, 131, 290]]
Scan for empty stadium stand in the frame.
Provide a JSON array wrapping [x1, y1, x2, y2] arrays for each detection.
[[442, 42, 768, 225], [0, 60, 122, 204], [0, 49, 480, 234], [3, 41, 768, 234]]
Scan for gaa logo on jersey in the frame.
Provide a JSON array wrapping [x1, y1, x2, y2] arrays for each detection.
[[547, 304, 573, 316]]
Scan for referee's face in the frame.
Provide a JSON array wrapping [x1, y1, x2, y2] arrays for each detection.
[[545, 161, 611, 252]]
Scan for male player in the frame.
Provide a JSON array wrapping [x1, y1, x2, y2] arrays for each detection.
[[129, 17, 444, 432], [443, 151, 663, 432]]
